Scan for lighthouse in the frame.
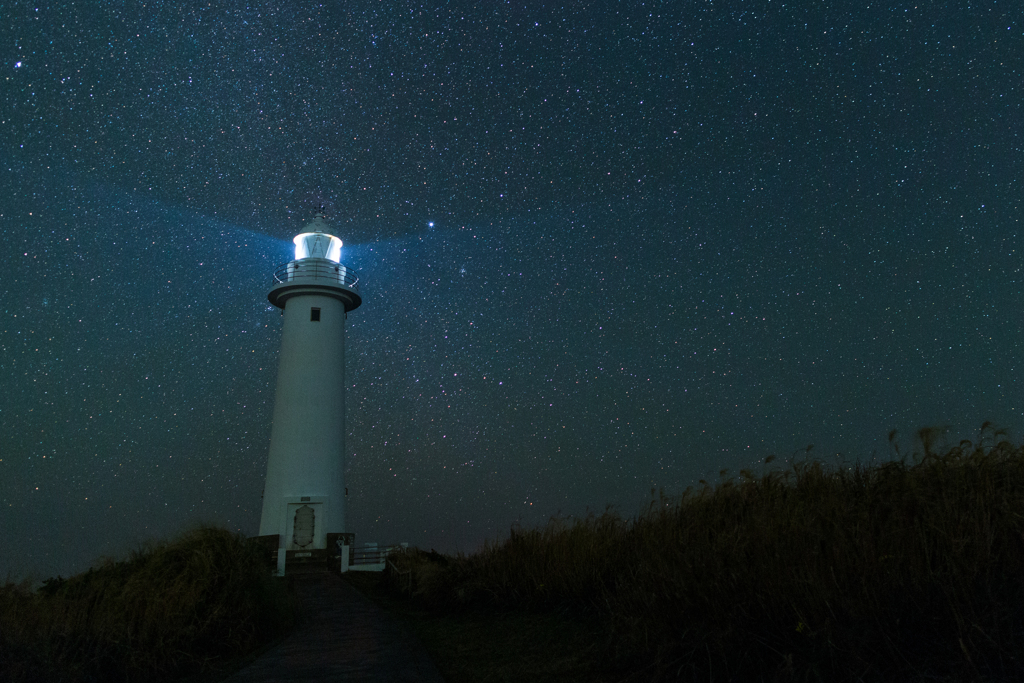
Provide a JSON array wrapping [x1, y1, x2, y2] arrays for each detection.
[[258, 212, 361, 575]]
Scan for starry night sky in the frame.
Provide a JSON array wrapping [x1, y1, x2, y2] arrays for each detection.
[[1, 1, 1021, 580]]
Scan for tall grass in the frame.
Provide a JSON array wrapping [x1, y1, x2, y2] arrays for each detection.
[[0, 527, 293, 682], [388, 428, 1024, 681]]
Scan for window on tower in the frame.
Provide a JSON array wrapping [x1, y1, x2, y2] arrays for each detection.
[[310, 307, 321, 322]]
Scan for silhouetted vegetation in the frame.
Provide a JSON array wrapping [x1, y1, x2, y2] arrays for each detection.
[[7, 426, 1024, 682], [378, 425, 1024, 682], [0, 527, 293, 682]]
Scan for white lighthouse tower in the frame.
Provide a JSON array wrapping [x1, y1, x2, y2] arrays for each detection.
[[259, 212, 361, 575]]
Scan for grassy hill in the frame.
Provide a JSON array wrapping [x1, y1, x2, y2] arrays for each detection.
[[5, 425, 1024, 682], [360, 426, 1024, 682], [0, 527, 293, 682]]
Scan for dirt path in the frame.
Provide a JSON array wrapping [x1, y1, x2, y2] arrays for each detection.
[[222, 572, 445, 682]]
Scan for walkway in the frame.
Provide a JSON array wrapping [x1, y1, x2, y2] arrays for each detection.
[[223, 572, 446, 682]]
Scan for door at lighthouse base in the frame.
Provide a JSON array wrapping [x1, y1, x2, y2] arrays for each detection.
[[285, 502, 324, 550]]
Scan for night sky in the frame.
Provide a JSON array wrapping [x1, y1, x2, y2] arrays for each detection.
[[2, 1, 1021, 581]]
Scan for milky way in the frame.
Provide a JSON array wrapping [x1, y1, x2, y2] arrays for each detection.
[[1, 2, 1021, 580]]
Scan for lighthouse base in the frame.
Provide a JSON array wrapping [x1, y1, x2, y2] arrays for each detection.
[[255, 533, 350, 576]]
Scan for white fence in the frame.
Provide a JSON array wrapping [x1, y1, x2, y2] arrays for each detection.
[[340, 542, 408, 573]]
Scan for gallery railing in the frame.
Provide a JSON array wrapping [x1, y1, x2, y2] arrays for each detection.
[[272, 260, 359, 290]]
